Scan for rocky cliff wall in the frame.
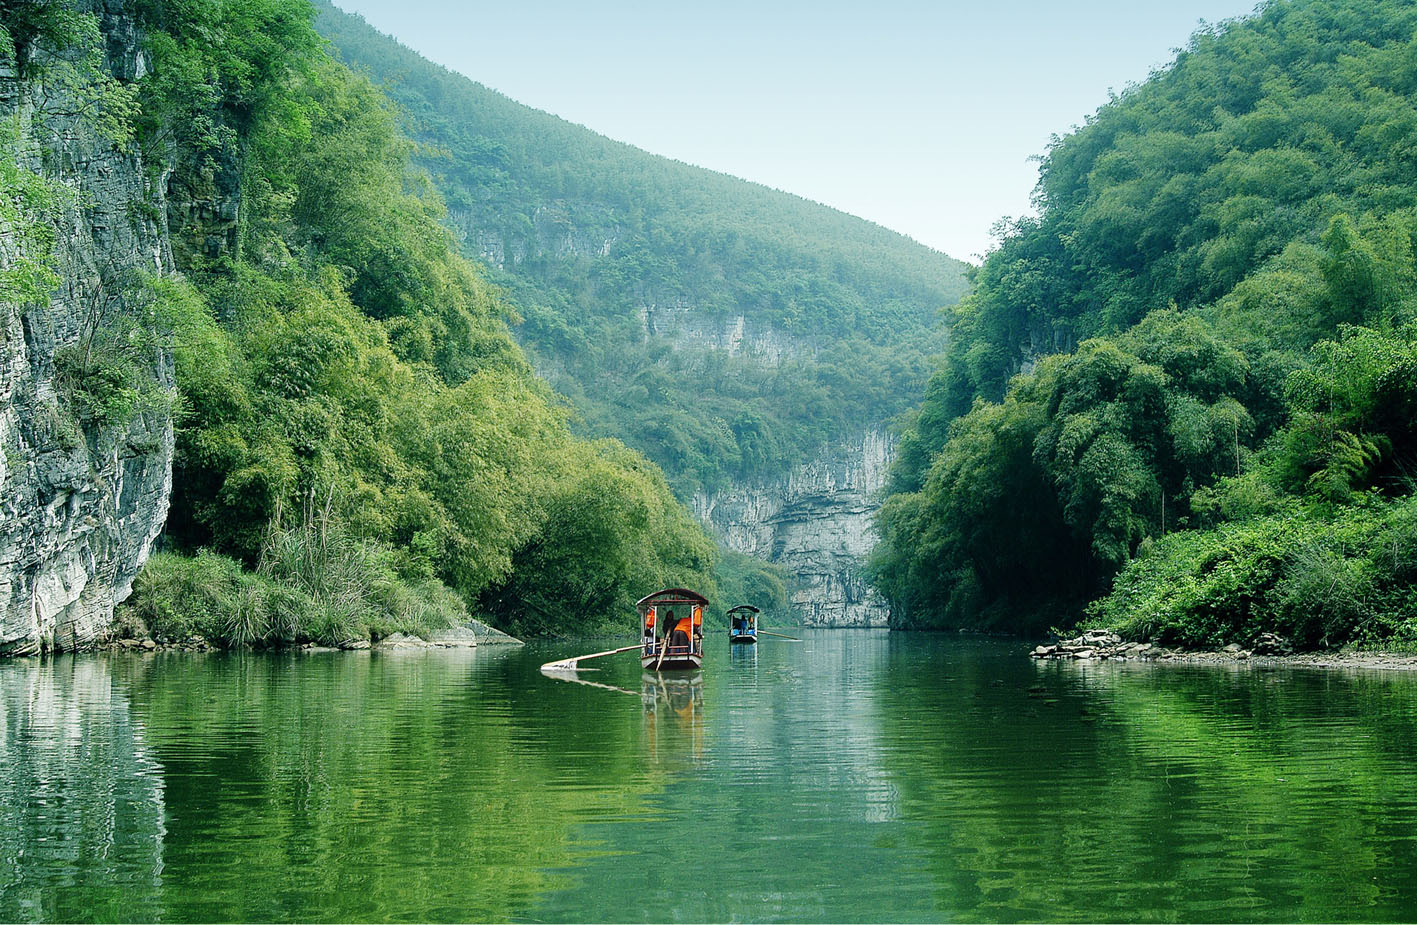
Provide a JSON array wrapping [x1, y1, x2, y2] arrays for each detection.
[[631, 288, 891, 625], [483, 212, 893, 625], [640, 302, 803, 367], [0, 4, 175, 655], [695, 431, 892, 627]]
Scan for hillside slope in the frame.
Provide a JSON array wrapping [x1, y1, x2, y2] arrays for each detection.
[[317, 1, 968, 492], [315, 4, 970, 624], [873, 0, 1417, 649]]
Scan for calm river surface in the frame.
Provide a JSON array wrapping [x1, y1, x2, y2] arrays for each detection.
[[4, 631, 1417, 922]]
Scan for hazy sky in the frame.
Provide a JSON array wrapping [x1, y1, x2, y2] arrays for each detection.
[[332, 0, 1261, 264]]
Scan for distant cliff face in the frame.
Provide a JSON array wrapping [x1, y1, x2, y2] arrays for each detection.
[[491, 223, 897, 622], [694, 431, 892, 627], [0, 5, 174, 655], [316, 3, 969, 626], [639, 303, 801, 367], [656, 309, 887, 626]]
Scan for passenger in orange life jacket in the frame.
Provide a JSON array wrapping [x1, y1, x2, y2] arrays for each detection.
[[661, 608, 688, 650]]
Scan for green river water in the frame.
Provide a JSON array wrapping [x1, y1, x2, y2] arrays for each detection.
[[3, 630, 1417, 922]]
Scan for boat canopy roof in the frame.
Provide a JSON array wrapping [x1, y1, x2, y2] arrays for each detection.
[[637, 588, 709, 612], [726, 604, 760, 614]]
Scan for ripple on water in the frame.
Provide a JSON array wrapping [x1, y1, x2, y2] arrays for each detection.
[[6, 640, 1417, 922]]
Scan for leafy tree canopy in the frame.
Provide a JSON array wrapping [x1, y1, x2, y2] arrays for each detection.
[[314, 1, 969, 496], [874, 0, 1417, 648], [50, 0, 725, 639]]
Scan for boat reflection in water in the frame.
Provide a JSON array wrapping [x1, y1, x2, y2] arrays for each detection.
[[641, 671, 704, 761], [729, 640, 758, 666], [538, 668, 636, 697]]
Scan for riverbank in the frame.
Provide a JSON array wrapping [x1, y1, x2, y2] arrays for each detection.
[[94, 617, 521, 656], [1031, 629, 1417, 671]]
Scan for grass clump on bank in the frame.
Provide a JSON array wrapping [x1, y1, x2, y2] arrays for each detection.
[[1085, 495, 1417, 652], [127, 511, 467, 648]]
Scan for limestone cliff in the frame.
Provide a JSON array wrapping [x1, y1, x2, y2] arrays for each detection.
[[0, 3, 174, 655], [505, 254, 895, 624], [695, 431, 892, 627]]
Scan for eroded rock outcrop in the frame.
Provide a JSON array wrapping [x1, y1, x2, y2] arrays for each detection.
[[0, 4, 175, 655], [695, 430, 892, 627]]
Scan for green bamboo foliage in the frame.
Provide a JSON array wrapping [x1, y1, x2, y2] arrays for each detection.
[[100, 0, 717, 640], [875, 0, 1417, 646]]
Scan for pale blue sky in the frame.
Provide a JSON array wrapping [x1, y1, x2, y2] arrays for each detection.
[[333, 0, 1261, 263]]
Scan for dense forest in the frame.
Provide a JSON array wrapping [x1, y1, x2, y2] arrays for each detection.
[[873, 0, 1417, 650], [313, 2, 969, 501], [4, 0, 745, 642]]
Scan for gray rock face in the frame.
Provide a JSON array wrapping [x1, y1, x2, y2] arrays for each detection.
[[695, 430, 892, 627], [462, 617, 523, 645], [0, 6, 175, 655], [639, 303, 802, 366], [460, 205, 617, 271]]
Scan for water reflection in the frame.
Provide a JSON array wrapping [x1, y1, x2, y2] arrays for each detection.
[[5, 637, 1417, 922], [641, 673, 705, 764], [728, 641, 758, 667], [126, 646, 619, 923], [0, 656, 166, 923], [533, 631, 911, 923], [541, 667, 637, 697], [877, 639, 1417, 922]]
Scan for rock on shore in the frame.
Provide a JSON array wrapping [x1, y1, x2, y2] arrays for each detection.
[[1030, 629, 1417, 671], [1030, 629, 1170, 661], [1030, 628, 1295, 662]]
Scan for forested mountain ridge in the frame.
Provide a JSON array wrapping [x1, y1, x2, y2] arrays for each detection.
[[0, 0, 720, 651], [873, 0, 1417, 650], [315, 2, 970, 499]]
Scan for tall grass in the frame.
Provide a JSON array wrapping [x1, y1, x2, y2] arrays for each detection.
[[126, 492, 467, 648]]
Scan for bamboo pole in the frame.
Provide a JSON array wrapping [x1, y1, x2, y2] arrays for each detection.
[[540, 643, 642, 672]]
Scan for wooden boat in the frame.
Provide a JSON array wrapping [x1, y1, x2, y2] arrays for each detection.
[[639, 588, 707, 670], [728, 604, 759, 644]]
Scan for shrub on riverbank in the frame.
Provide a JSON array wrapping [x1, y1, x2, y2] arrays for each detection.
[[1086, 495, 1417, 651], [128, 515, 467, 648]]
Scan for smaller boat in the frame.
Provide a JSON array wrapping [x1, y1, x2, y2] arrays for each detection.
[[639, 588, 707, 670], [728, 604, 759, 645]]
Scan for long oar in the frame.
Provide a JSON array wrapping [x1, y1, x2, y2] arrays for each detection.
[[654, 633, 671, 670], [759, 630, 802, 641], [540, 643, 641, 672]]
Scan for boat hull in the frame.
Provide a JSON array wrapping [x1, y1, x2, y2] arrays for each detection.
[[729, 634, 757, 645], [642, 654, 702, 670]]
